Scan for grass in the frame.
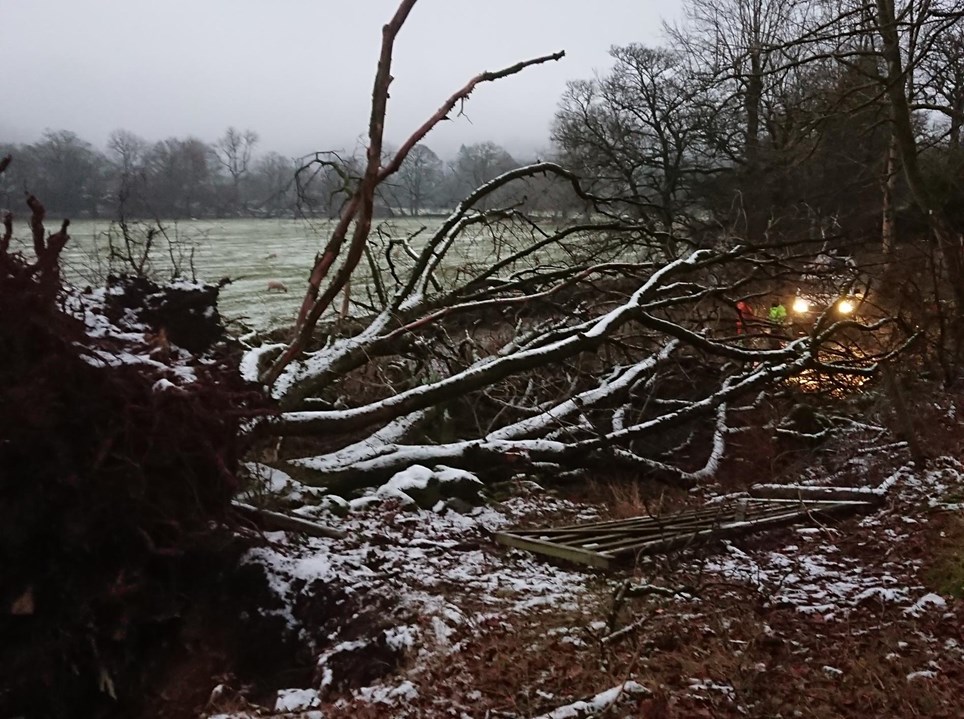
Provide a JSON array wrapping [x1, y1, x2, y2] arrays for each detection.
[[925, 514, 964, 599], [584, 477, 690, 520]]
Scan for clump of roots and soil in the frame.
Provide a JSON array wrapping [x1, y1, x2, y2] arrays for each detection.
[[0, 184, 280, 718]]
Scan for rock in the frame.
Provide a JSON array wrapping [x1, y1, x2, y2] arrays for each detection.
[[434, 465, 486, 505], [440, 497, 475, 514], [374, 465, 439, 509], [318, 494, 351, 517], [371, 464, 486, 510]]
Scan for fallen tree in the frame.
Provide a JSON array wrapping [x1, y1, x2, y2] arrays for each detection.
[[242, 0, 909, 493]]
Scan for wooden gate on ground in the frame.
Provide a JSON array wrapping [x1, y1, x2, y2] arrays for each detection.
[[493, 492, 880, 570]]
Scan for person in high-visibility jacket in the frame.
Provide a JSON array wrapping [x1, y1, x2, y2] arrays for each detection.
[[768, 300, 788, 324]]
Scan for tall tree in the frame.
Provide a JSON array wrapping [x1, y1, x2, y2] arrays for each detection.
[[393, 143, 443, 215], [145, 137, 217, 218], [249, 151, 297, 217], [447, 142, 519, 207], [553, 45, 714, 255], [666, 0, 803, 241], [28, 130, 107, 217], [215, 127, 259, 215]]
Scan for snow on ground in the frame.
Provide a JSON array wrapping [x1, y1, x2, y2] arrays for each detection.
[[226, 474, 605, 716], [68, 285, 204, 386], [694, 456, 964, 621], [653, 454, 964, 713], [701, 536, 918, 620], [211, 444, 964, 717]]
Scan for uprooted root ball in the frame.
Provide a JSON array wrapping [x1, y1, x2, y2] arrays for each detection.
[[0, 249, 262, 717]]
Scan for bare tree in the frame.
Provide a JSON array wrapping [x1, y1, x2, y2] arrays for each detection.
[[107, 129, 149, 178], [27, 130, 105, 218], [448, 142, 520, 208], [145, 137, 217, 218], [249, 151, 297, 217], [666, 0, 809, 242], [293, 150, 362, 219], [553, 45, 715, 256], [918, 21, 964, 147], [215, 126, 259, 215], [393, 143, 443, 215]]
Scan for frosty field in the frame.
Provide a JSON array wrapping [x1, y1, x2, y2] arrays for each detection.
[[57, 217, 447, 332]]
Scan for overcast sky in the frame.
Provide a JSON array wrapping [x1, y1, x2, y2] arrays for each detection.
[[1, 0, 681, 159]]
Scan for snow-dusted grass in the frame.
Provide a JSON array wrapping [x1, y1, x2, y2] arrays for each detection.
[[58, 217, 517, 332], [59, 218, 344, 332]]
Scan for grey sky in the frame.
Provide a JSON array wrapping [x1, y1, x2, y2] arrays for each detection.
[[1, 0, 681, 159]]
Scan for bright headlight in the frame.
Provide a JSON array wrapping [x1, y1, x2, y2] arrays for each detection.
[[792, 297, 810, 314], [837, 299, 855, 314]]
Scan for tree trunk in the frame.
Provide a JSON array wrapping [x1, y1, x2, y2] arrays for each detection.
[[881, 127, 899, 259], [874, 0, 964, 322]]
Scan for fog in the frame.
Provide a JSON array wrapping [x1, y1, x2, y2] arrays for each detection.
[[1, 0, 680, 158]]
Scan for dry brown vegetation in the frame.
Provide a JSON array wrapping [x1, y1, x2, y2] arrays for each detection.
[[296, 380, 964, 719]]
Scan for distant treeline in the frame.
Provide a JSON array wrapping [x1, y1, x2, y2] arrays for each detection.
[[0, 129, 575, 221]]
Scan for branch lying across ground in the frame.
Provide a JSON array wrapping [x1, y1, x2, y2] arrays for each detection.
[[264, 246, 819, 434], [245, 214, 903, 490], [268, 249, 720, 431], [282, 338, 861, 495], [265, 163, 640, 409]]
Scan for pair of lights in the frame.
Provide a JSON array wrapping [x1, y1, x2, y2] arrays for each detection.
[[791, 297, 855, 315]]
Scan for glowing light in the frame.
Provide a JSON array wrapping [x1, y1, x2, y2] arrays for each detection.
[[838, 299, 855, 314], [792, 297, 810, 314]]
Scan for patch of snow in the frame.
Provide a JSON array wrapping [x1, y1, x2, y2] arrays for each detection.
[[239, 342, 284, 383], [275, 688, 321, 712], [904, 593, 947, 617], [384, 624, 418, 652], [354, 679, 419, 705], [702, 539, 917, 619], [380, 464, 435, 492], [686, 678, 736, 701], [242, 492, 598, 692], [166, 277, 207, 291], [434, 464, 483, 487], [349, 494, 397, 511], [531, 680, 649, 719], [152, 378, 177, 392], [240, 463, 325, 505]]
